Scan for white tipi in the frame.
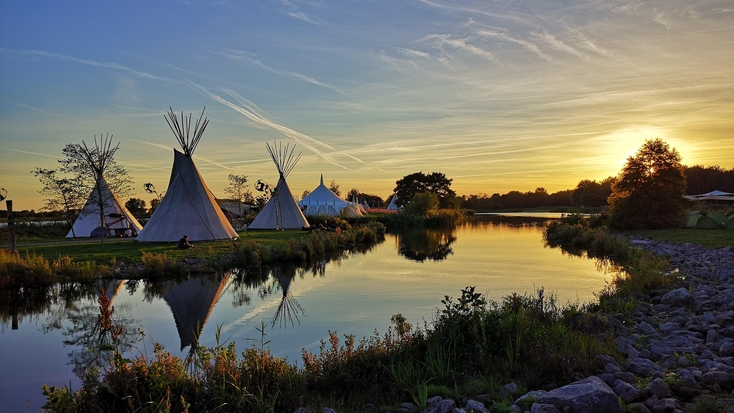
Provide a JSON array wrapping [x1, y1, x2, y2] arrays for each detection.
[[387, 194, 400, 210], [136, 108, 238, 242], [67, 176, 143, 238], [299, 175, 363, 217], [249, 142, 308, 230]]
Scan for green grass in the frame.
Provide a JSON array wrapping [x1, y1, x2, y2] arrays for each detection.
[[622, 228, 734, 249], [13, 230, 311, 265]]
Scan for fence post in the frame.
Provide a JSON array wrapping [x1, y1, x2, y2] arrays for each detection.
[[7, 200, 15, 252]]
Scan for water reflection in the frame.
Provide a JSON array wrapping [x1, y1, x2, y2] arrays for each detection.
[[396, 228, 457, 262], [158, 273, 231, 351]]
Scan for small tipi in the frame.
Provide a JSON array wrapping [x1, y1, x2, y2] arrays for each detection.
[[387, 194, 400, 211], [68, 177, 143, 238], [299, 175, 363, 217], [136, 108, 238, 242], [248, 142, 308, 230]]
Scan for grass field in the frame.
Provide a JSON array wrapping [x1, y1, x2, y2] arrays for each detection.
[[12, 230, 312, 265], [621, 228, 734, 249]]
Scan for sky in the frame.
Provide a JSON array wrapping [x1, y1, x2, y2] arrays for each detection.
[[1, 0, 733, 210]]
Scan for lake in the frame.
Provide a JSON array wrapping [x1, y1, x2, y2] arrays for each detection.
[[0, 216, 611, 412]]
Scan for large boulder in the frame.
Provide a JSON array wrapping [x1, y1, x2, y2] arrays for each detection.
[[660, 288, 695, 309], [536, 376, 623, 413]]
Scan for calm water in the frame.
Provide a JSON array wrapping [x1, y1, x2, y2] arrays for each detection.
[[0, 216, 611, 412]]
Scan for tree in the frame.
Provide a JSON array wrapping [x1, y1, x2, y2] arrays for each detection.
[[394, 171, 455, 208], [347, 188, 360, 201], [59, 135, 133, 243], [405, 192, 439, 217], [32, 168, 85, 237], [125, 198, 146, 217], [301, 189, 311, 200], [224, 174, 252, 216], [329, 180, 341, 197], [571, 177, 615, 207], [149, 198, 161, 214], [608, 138, 688, 229]]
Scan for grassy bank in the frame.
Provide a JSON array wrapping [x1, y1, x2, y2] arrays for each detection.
[[620, 228, 734, 249], [1, 221, 386, 289]]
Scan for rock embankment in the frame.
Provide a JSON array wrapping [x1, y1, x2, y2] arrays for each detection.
[[299, 239, 734, 413]]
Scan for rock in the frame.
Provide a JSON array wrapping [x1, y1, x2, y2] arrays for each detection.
[[627, 358, 661, 376], [501, 382, 519, 398], [613, 379, 642, 403], [536, 376, 623, 413], [719, 340, 734, 356], [661, 288, 695, 309], [625, 403, 651, 413], [474, 394, 493, 405], [638, 321, 657, 335], [400, 402, 416, 412], [435, 399, 455, 413], [427, 396, 443, 408], [294, 408, 308, 413], [322, 408, 336, 413], [649, 397, 679, 413], [644, 378, 672, 399], [464, 400, 489, 413], [530, 404, 560, 413]]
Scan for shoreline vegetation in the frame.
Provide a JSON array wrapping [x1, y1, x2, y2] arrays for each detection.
[[3, 211, 732, 411]]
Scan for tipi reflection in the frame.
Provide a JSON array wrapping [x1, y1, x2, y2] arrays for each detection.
[[162, 273, 230, 351], [266, 264, 305, 328]]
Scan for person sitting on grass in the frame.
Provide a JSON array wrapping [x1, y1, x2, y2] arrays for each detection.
[[177, 235, 194, 249]]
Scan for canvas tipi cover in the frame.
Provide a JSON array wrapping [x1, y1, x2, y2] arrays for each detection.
[[387, 195, 400, 210], [249, 142, 308, 230], [299, 175, 363, 217], [249, 176, 308, 229], [137, 150, 237, 242], [67, 176, 143, 238]]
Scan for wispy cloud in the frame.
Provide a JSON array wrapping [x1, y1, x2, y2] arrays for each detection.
[[421, 34, 501, 66], [0, 48, 177, 83], [12, 102, 63, 118], [215, 49, 344, 94], [532, 30, 587, 60], [1, 147, 59, 159], [477, 29, 553, 62]]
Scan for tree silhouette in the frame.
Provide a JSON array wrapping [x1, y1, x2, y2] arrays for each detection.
[[608, 138, 688, 229]]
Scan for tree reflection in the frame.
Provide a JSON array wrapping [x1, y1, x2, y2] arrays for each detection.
[[58, 280, 141, 378], [397, 228, 457, 262]]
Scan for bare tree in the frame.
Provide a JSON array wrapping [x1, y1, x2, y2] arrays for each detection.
[[59, 134, 133, 244], [32, 168, 85, 237]]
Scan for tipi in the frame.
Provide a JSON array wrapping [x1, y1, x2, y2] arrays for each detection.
[[68, 177, 143, 238], [299, 174, 363, 217], [67, 136, 143, 238], [136, 108, 238, 242], [248, 142, 309, 230], [387, 194, 400, 211]]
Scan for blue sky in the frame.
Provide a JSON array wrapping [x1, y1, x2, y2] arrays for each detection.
[[1, 0, 733, 210]]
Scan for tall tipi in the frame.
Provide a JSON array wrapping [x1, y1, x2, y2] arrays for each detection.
[[68, 177, 143, 238], [136, 108, 238, 242], [249, 142, 308, 230]]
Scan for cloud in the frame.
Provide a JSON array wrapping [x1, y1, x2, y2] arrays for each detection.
[[477, 30, 553, 62], [12, 102, 63, 118], [214, 49, 344, 94], [0, 48, 177, 83], [0, 147, 59, 159], [532, 30, 587, 60], [421, 34, 501, 66]]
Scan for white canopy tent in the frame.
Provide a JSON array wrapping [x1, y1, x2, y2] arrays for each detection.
[[298, 175, 364, 217]]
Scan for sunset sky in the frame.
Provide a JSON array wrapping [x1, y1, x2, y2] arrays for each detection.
[[1, 0, 732, 210]]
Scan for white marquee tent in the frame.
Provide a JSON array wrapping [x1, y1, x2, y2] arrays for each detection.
[[299, 175, 363, 217]]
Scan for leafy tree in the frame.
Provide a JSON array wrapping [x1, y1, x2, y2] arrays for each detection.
[[608, 138, 688, 229], [124, 198, 146, 217], [329, 180, 341, 197], [571, 177, 615, 207], [224, 174, 253, 216], [394, 171, 455, 208], [149, 198, 161, 214], [32, 168, 85, 237], [301, 189, 311, 200], [405, 192, 439, 217]]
